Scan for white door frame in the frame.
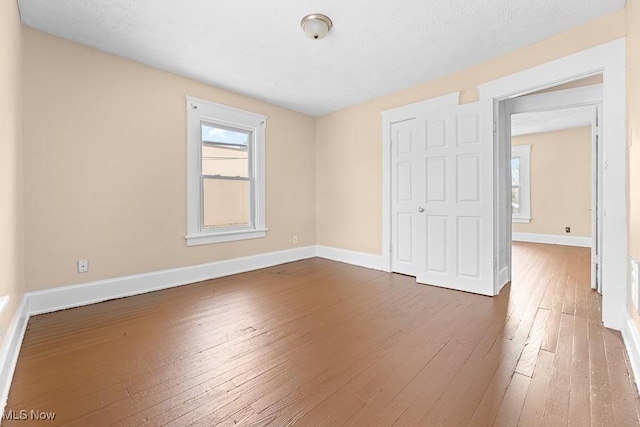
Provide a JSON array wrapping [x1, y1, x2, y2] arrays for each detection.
[[504, 84, 603, 291], [479, 38, 626, 330]]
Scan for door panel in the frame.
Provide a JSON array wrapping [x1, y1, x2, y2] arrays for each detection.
[[397, 213, 414, 264], [391, 119, 419, 276], [416, 101, 496, 296], [457, 216, 481, 278], [426, 157, 446, 201], [426, 216, 447, 273]]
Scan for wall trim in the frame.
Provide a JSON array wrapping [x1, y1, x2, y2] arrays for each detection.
[[0, 297, 29, 418], [0, 244, 381, 413], [622, 310, 640, 395], [512, 232, 591, 248], [26, 244, 384, 317], [27, 246, 316, 316], [316, 246, 385, 271]]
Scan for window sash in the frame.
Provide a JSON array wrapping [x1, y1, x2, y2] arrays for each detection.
[[186, 96, 267, 246], [511, 145, 531, 223]]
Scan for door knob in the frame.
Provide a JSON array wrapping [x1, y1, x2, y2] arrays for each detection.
[[418, 207, 425, 213]]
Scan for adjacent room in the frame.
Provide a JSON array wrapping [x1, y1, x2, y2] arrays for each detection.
[[2, 0, 640, 425]]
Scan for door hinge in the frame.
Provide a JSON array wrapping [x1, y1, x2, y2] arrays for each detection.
[[493, 122, 497, 133]]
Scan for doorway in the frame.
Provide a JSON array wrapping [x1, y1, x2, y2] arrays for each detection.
[[382, 39, 626, 329], [478, 39, 626, 329], [501, 79, 603, 294]]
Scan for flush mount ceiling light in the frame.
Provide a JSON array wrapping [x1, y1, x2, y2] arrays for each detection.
[[300, 14, 333, 40]]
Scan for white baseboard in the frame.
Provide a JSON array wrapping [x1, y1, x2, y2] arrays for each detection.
[[315, 246, 385, 271], [622, 310, 640, 395], [512, 232, 592, 248], [0, 297, 29, 418], [0, 243, 381, 413], [28, 246, 317, 316]]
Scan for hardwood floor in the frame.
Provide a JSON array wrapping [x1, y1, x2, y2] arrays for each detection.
[[5, 243, 640, 426]]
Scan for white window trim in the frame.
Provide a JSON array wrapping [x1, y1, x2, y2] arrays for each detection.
[[511, 144, 531, 224], [185, 96, 268, 246]]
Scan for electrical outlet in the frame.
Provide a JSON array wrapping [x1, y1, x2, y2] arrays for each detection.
[[565, 226, 571, 233], [292, 235, 298, 244], [78, 259, 89, 273]]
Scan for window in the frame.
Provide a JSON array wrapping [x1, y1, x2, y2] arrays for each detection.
[[511, 144, 531, 223], [186, 96, 267, 246]]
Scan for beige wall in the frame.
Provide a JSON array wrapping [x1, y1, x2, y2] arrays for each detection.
[[16, 9, 632, 300], [512, 127, 592, 237], [0, 0, 24, 336], [315, 11, 625, 255], [22, 28, 316, 291], [627, 0, 640, 333]]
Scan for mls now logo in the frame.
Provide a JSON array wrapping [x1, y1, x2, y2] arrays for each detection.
[[3, 410, 56, 421]]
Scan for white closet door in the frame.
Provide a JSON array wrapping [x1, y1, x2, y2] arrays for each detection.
[[415, 100, 496, 296]]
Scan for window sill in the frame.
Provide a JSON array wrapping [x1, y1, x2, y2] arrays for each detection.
[[512, 217, 531, 224], [186, 228, 268, 246]]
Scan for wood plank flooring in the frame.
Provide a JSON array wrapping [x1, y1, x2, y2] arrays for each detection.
[[5, 243, 640, 426]]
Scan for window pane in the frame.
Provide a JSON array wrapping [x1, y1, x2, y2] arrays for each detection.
[[201, 124, 249, 145], [203, 178, 250, 228], [202, 145, 249, 178], [511, 157, 520, 186], [512, 186, 520, 215]]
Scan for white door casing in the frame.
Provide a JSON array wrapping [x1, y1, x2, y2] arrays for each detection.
[[383, 39, 625, 330], [504, 86, 603, 291], [591, 104, 603, 293], [479, 38, 625, 330], [414, 101, 496, 295]]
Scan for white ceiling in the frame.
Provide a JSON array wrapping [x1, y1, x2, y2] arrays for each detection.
[[17, 0, 625, 117], [511, 106, 594, 136]]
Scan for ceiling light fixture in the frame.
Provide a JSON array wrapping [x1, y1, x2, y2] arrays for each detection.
[[300, 14, 333, 40]]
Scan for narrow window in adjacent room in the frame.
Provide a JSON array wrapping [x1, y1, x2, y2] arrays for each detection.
[[186, 97, 267, 245], [511, 144, 531, 223]]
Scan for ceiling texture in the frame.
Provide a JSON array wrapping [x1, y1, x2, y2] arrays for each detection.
[[17, 0, 625, 116]]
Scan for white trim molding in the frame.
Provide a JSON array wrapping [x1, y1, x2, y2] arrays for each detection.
[[24, 244, 387, 317], [480, 38, 627, 330], [0, 297, 29, 418], [622, 310, 640, 395], [185, 96, 268, 246], [0, 242, 636, 418], [512, 232, 591, 248], [0, 244, 387, 417], [28, 246, 316, 316], [316, 246, 385, 271]]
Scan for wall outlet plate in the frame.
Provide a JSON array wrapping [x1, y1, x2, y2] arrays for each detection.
[[78, 259, 89, 273]]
